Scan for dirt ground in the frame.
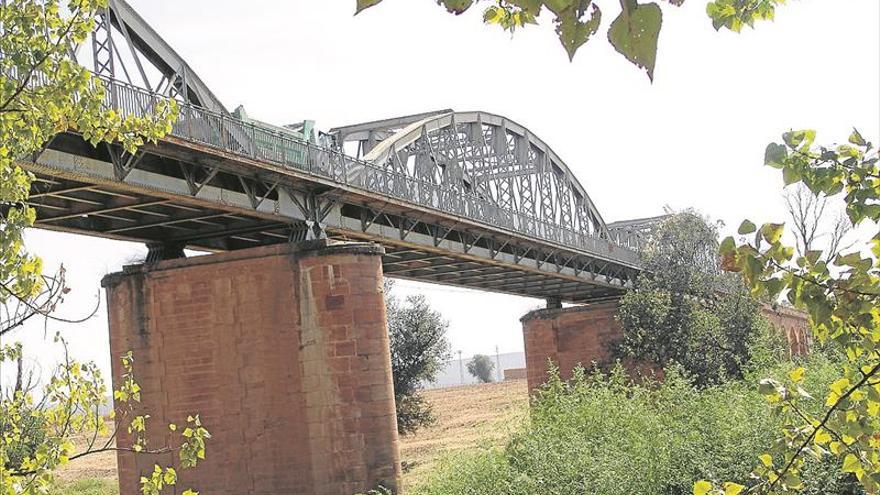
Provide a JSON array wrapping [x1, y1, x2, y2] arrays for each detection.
[[56, 431, 119, 484], [56, 379, 529, 493], [398, 379, 529, 490]]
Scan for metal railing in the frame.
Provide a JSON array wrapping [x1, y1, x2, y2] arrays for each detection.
[[97, 76, 643, 262]]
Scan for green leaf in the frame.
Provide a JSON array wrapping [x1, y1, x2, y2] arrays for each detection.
[[843, 453, 861, 473], [814, 428, 832, 445], [440, 0, 474, 14], [555, 2, 602, 61], [484, 5, 505, 23], [355, 0, 383, 14], [737, 220, 757, 235], [764, 278, 784, 298], [849, 128, 867, 146], [783, 129, 816, 149], [782, 165, 801, 185], [830, 378, 851, 396], [723, 482, 745, 495], [693, 480, 713, 495], [607, 1, 663, 80], [760, 223, 784, 244], [764, 142, 788, 168], [545, 0, 577, 16], [163, 467, 177, 485], [719, 236, 736, 255]]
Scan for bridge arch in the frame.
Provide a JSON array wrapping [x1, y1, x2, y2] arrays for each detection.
[[332, 111, 610, 241]]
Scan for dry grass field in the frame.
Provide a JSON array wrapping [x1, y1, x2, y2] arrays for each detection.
[[54, 379, 529, 494], [398, 379, 529, 490]]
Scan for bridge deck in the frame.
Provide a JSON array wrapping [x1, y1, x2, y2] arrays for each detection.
[[25, 78, 642, 302]]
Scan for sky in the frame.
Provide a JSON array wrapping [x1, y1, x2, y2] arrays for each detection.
[[9, 0, 880, 388]]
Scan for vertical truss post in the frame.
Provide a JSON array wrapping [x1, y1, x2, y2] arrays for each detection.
[[92, 8, 114, 77], [91, 7, 116, 105]]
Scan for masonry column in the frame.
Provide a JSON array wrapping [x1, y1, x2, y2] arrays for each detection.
[[521, 300, 812, 393], [103, 240, 401, 495], [521, 300, 623, 392]]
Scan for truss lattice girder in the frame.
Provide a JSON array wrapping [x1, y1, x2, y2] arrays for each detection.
[[98, 0, 227, 114], [352, 111, 608, 240]]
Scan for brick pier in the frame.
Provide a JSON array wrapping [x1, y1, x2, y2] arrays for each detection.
[[103, 241, 401, 495], [521, 299, 811, 392]]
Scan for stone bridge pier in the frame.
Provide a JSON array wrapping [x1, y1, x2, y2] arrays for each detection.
[[521, 299, 812, 392], [102, 241, 401, 495]]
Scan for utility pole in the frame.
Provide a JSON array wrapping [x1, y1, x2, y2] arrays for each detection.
[[495, 345, 502, 382], [457, 350, 464, 385]]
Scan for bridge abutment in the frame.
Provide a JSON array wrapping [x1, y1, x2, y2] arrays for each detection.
[[102, 240, 401, 495]]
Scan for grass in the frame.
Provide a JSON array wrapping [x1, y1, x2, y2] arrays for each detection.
[[52, 379, 528, 494], [54, 478, 118, 495]]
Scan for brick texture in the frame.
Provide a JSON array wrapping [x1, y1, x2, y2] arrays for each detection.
[[521, 299, 811, 392], [103, 241, 401, 495]]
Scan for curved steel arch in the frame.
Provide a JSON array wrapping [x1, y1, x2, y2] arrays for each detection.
[[333, 111, 610, 242]]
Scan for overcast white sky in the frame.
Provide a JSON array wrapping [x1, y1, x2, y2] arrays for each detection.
[[11, 0, 880, 387]]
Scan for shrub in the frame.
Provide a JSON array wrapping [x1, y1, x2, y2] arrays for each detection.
[[0, 401, 47, 469], [413, 354, 857, 495]]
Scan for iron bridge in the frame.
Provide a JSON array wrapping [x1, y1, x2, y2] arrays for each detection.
[[22, 0, 658, 303]]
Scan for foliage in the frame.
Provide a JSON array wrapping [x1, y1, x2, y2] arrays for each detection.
[[705, 129, 880, 493], [0, 0, 176, 329], [1, 1, 186, 493], [705, 0, 784, 32], [386, 281, 452, 434], [354, 0, 788, 80], [0, 341, 210, 495], [0, 399, 45, 471], [414, 355, 856, 495], [615, 212, 764, 386], [467, 354, 495, 384]]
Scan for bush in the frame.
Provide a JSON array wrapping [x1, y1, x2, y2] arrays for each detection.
[[414, 354, 858, 495], [0, 401, 47, 470]]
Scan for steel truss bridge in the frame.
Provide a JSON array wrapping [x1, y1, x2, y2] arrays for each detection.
[[22, 0, 658, 303]]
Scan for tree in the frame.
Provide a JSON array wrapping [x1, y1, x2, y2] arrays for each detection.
[[615, 211, 764, 386], [0, 1, 200, 494], [1, 342, 211, 495], [354, 0, 788, 80], [385, 281, 451, 434], [700, 129, 880, 494], [784, 183, 853, 263], [0, 0, 173, 331], [467, 354, 495, 383]]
